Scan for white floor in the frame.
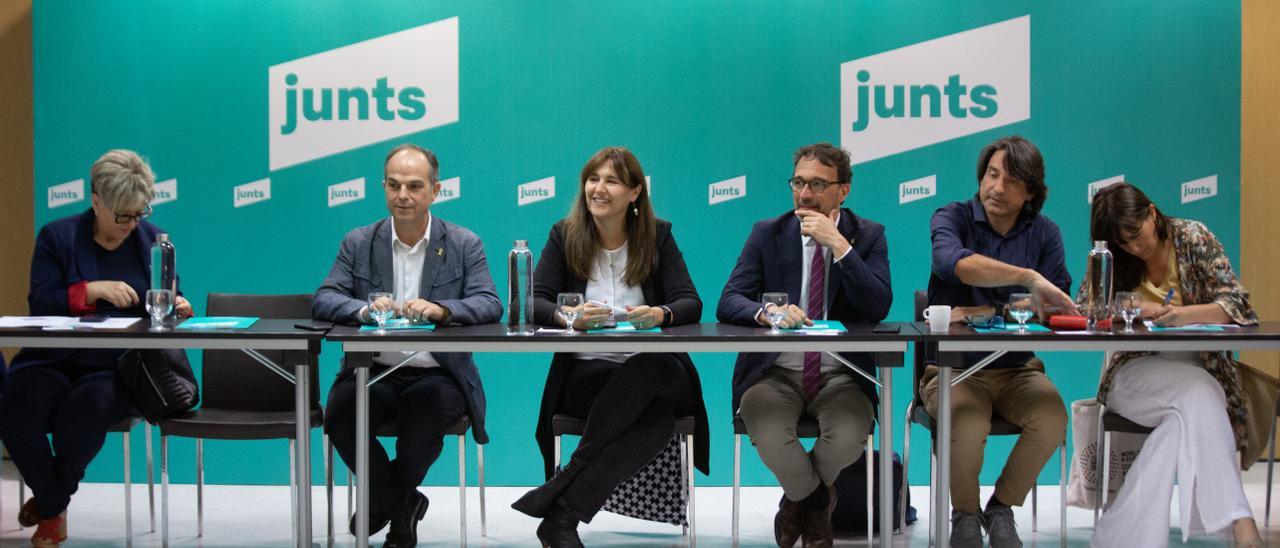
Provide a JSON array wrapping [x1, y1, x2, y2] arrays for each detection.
[[2, 466, 1279, 546]]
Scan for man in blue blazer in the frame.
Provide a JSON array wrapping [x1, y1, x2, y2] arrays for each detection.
[[314, 143, 502, 548], [718, 143, 892, 548]]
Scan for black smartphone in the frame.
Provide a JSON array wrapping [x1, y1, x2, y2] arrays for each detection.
[[294, 321, 333, 331], [872, 324, 900, 333], [79, 314, 108, 323]]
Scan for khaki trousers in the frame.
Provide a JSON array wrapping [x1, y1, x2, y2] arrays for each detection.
[[921, 358, 1067, 513], [739, 367, 875, 500]]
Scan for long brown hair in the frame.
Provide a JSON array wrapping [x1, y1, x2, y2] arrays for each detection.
[[563, 147, 657, 286], [1090, 182, 1171, 291]]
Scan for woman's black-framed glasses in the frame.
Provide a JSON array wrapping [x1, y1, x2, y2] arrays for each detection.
[[113, 207, 153, 224]]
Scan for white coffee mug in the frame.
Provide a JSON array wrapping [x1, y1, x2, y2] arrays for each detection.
[[922, 305, 952, 333]]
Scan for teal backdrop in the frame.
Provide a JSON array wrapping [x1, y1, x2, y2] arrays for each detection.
[[31, 2, 1241, 488]]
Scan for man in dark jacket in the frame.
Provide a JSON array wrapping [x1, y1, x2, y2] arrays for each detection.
[[718, 143, 892, 548], [314, 143, 501, 548]]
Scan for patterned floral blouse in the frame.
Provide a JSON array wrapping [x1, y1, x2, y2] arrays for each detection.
[[1078, 218, 1258, 449]]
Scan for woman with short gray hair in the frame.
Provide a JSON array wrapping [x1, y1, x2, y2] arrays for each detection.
[[0, 149, 192, 547]]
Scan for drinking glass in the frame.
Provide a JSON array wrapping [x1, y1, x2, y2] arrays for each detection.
[[1114, 291, 1141, 333], [557, 293, 584, 336], [1008, 292, 1035, 334], [367, 291, 394, 335], [146, 289, 174, 331], [762, 292, 789, 334]]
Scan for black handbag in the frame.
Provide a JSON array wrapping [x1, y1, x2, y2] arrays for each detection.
[[116, 348, 199, 422]]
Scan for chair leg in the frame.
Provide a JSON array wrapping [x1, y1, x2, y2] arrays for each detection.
[[680, 437, 689, 537], [554, 435, 562, 471], [146, 423, 156, 533], [1101, 431, 1112, 514], [123, 429, 133, 543], [289, 438, 298, 545], [458, 434, 467, 548], [929, 447, 936, 544], [865, 435, 873, 547], [686, 433, 696, 547], [1031, 483, 1038, 533], [1267, 408, 1278, 527], [324, 434, 334, 543], [347, 467, 354, 527], [899, 404, 913, 534], [1093, 406, 1105, 526], [196, 438, 204, 538], [478, 443, 487, 538], [732, 433, 740, 545], [1060, 441, 1068, 545], [162, 435, 169, 546]]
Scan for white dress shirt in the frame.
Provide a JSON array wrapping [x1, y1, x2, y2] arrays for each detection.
[[774, 213, 849, 373], [374, 216, 441, 369], [575, 241, 645, 363]]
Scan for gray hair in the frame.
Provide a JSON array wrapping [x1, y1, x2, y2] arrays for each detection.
[[384, 143, 439, 184], [91, 149, 155, 212]]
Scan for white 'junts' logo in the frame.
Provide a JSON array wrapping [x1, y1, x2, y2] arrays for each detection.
[[152, 179, 178, 206], [47, 179, 84, 209], [518, 177, 555, 206], [899, 175, 936, 204], [327, 177, 365, 207], [1087, 175, 1124, 203], [234, 178, 272, 208], [709, 176, 746, 205], [268, 17, 460, 171], [841, 15, 1031, 165], [436, 177, 461, 204], [1181, 175, 1217, 204]]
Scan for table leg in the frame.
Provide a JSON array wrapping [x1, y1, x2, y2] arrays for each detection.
[[937, 365, 952, 548], [292, 351, 313, 548], [879, 366, 894, 546], [356, 362, 371, 548]]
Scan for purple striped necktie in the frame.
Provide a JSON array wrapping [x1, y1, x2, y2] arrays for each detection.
[[803, 244, 824, 400]]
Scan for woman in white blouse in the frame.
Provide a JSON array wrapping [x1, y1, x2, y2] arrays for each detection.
[[512, 147, 709, 548]]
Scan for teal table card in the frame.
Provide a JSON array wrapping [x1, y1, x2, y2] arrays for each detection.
[[359, 319, 437, 332], [587, 321, 662, 333], [178, 316, 259, 329], [974, 322, 1051, 334], [783, 320, 847, 333]]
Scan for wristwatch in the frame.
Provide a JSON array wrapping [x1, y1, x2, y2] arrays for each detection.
[[660, 305, 673, 326]]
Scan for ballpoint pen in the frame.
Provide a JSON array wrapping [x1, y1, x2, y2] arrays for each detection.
[[1162, 287, 1175, 306]]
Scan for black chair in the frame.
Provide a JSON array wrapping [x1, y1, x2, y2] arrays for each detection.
[[10, 401, 156, 542], [731, 415, 873, 545], [157, 293, 328, 544], [900, 290, 1067, 543], [341, 415, 486, 546], [552, 413, 696, 542], [109, 415, 156, 542], [1093, 396, 1155, 524]]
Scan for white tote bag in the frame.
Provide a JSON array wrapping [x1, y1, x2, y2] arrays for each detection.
[[1065, 397, 1149, 509]]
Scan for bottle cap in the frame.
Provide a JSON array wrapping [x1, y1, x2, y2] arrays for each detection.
[[157, 233, 170, 242], [1093, 240, 1107, 249], [514, 240, 528, 249]]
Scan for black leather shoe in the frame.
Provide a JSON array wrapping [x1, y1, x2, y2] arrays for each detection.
[[513, 458, 585, 518], [535, 505, 584, 548], [382, 490, 428, 548], [348, 501, 391, 537]]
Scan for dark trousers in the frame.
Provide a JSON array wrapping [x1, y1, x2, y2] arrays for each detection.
[[556, 354, 696, 521], [0, 363, 133, 518], [324, 365, 467, 513]]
